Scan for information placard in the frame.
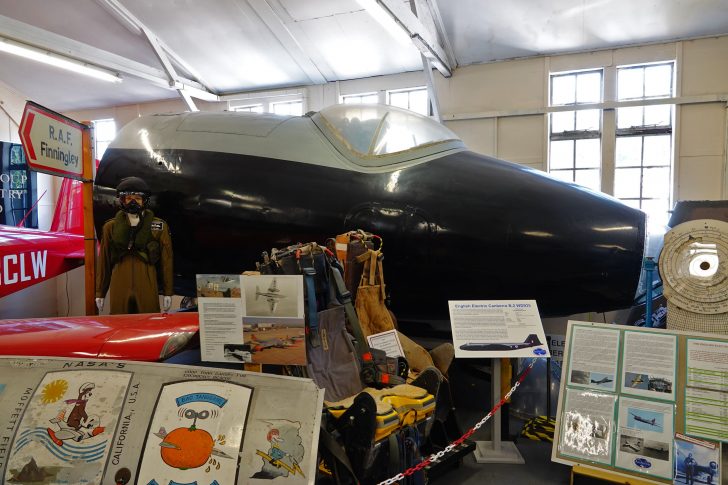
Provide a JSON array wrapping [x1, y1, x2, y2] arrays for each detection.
[[448, 300, 550, 358], [553, 321, 728, 484]]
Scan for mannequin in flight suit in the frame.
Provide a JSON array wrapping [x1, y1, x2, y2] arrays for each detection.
[[95, 177, 173, 314]]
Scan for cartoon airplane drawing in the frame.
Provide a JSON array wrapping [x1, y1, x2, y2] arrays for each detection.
[[459, 334, 543, 351], [255, 278, 287, 313], [630, 412, 662, 428], [590, 376, 613, 385], [622, 439, 642, 452], [46, 410, 105, 446]]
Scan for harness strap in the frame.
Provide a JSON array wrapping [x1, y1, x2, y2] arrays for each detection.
[[303, 267, 321, 347]]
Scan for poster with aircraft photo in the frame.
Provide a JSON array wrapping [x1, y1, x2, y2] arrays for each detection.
[[615, 396, 674, 479], [4, 370, 131, 484], [241, 275, 306, 365]]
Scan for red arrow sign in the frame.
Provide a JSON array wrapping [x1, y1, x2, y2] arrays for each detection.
[[18, 101, 87, 181]]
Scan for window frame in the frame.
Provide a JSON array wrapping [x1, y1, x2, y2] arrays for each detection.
[[547, 69, 604, 192], [386, 86, 429, 116]]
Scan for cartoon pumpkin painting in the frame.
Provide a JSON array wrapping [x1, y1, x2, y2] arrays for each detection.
[[155, 409, 232, 470]]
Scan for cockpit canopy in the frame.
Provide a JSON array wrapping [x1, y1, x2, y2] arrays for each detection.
[[311, 104, 465, 167]]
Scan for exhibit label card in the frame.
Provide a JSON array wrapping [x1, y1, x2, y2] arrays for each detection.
[[449, 300, 550, 358], [567, 324, 620, 393], [615, 396, 674, 479], [685, 339, 728, 442], [197, 274, 244, 363], [558, 388, 616, 465], [367, 329, 404, 358], [673, 433, 720, 485], [621, 331, 677, 401]]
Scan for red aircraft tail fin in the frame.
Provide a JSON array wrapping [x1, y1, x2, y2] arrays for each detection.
[[50, 177, 84, 235]]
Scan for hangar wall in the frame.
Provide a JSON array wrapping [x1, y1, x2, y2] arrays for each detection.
[[0, 80, 64, 317], [2, 35, 727, 318]]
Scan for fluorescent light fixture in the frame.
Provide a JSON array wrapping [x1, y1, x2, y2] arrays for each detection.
[[0, 37, 122, 83], [355, 0, 412, 46]]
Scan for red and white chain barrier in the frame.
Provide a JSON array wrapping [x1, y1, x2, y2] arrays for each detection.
[[376, 358, 538, 485]]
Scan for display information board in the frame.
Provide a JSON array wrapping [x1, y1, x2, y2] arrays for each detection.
[[448, 300, 550, 358], [0, 356, 322, 485], [553, 321, 728, 484], [197, 274, 305, 365]]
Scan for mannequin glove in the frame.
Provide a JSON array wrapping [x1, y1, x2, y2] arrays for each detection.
[[162, 295, 172, 312], [95, 298, 104, 313]]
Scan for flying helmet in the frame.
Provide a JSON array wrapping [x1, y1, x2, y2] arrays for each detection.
[[116, 176, 151, 214]]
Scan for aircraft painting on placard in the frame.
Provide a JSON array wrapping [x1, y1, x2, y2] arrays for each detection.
[[630, 412, 662, 428], [248, 334, 296, 353], [590, 376, 613, 385], [623, 439, 642, 452], [630, 375, 645, 387], [255, 278, 286, 313], [459, 334, 543, 352]]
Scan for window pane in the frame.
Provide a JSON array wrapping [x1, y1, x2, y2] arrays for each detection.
[[614, 167, 642, 198], [576, 109, 600, 131], [273, 101, 303, 115], [615, 136, 643, 167], [96, 141, 110, 159], [643, 135, 671, 166], [409, 89, 428, 115], [575, 139, 600, 168], [644, 104, 671, 126], [551, 111, 575, 133], [552, 75, 575, 105], [550, 169, 574, 183], [389, 92, 409, 109], [618, 67, 644, 100], [644, 64, 673, 97], [576, 72, 601, 103], [621, 199, 641, 210], [343, 96, 360, 104], [574, 169, 600, 191], [617, 106, 643, 129], [95, 120, 116, 141], [362, 94, 379, 104], [550, 140, 574, 169], [641, 198, 671, 227], [642, 167, 671, 199]]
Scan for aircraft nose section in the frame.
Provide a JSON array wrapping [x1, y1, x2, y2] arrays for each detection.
[[422, 151, 646, 316]]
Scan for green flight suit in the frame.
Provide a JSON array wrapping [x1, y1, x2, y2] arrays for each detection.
[[96, 209, 173, 314]]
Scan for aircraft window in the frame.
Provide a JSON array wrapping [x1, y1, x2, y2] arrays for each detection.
[[313, 104, 462, 167]]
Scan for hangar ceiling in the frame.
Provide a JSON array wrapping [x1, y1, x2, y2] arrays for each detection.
[[0, 0, 726, 112]]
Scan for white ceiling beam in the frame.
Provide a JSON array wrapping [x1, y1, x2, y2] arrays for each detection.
[[0, 14, 218, 101], [371, 0, 452, 77], [95, 0, 214, 105], [421, 0, 457, 68], [94, 0, 142, 36], [246, 0, 328, 85]]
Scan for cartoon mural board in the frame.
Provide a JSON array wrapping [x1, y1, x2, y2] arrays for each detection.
[[4, 370, 131, 484], [137, 380, 252, 485], [248, 419, 307, 481]]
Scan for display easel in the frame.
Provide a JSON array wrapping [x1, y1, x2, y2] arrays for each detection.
[[474, 358, 525, 464]]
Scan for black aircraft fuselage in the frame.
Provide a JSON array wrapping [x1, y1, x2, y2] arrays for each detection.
[[94, 105, 646, 325]]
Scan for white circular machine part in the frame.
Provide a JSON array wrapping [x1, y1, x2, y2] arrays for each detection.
[[658, 219, 728, 315]]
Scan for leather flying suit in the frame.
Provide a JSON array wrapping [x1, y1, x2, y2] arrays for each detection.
[[96, 209, 173, 314]]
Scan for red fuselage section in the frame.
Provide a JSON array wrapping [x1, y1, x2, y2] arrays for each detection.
[[0, 312, 199, 361]]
